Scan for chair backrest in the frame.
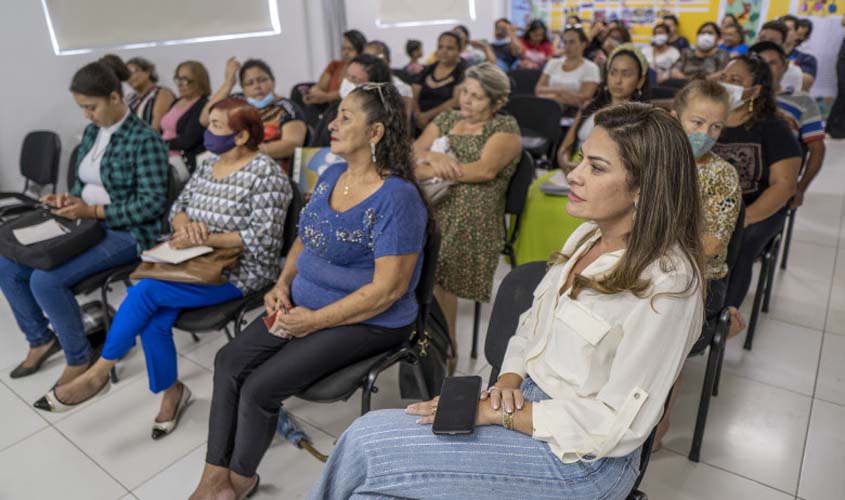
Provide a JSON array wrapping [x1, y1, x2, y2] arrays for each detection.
[[484, 261, 547, 384], [505, 151, 535, 216], [504, 96, 564, 157], [281, 181, 304, 257], [21, 131, 61, 188], [415, 221, 442, 336], [508, 68, 543, 95], [66, 143, 82, 190]]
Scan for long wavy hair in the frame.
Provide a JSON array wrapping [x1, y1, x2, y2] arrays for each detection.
[[349, 83, 433, 225], [731, 54, 779, 129], [554, 103, 705, 301]]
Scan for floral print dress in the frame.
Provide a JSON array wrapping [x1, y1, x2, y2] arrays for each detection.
[[433, 110, 520, 302]]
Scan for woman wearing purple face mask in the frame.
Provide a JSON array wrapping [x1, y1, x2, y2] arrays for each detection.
[[670, 22, 729, 81], [713, 55, 801, 338], [39, 98, 292, 442]]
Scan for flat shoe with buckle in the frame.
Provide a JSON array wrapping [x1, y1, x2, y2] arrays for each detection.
[[33, 377, 110, 412], [10, 340, 62, 379], [151, 384, 192, 440]]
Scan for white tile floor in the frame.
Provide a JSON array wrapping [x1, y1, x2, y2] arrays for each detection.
[[0, 139, 843, 500]]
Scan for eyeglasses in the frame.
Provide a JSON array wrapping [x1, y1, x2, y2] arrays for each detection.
[[359, 82, 388, 105], [173, 76, 194, 85], [242, 76, 271, 87]]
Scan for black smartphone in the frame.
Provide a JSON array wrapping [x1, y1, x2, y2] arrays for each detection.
[[432, 376, 482, 435]]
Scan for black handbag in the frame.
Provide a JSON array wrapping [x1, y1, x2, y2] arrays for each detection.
[[399, 298, 455, 399], [0, 209, 105, 270]]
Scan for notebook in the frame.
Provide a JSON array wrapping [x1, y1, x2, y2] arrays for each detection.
[[13, 219, 69, 245], [141, 242, 214, 264], [539, 170, 571, 196]]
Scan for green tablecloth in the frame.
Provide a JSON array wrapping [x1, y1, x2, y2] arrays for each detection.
[[512, 171, 584, 266]]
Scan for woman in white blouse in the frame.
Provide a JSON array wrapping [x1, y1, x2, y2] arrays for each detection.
[[535, 27, 600, 110], [308, 102, 705, 500], [641, 23, 680, 84]]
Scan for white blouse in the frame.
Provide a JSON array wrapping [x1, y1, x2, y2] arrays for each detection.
[[77, 111, 129, 206], [501, 222, 703, 463]]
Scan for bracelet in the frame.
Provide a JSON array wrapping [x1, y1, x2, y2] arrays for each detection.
[[502, 407, 514, 430]]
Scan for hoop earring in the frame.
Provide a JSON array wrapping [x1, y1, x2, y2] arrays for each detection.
[[748, 98, 754, 114], [370, 143, 377, 164]]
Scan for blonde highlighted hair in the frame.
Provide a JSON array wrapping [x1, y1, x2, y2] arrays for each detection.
[[552, 102, 705, 301]]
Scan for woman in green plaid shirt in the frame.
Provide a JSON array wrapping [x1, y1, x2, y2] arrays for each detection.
[[0, 61, 169, 394]]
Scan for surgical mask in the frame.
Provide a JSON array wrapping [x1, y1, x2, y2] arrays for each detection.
[[203, 129, 237, 155], [247, 92, 274, 109], [339, 78, 357, 99], [697, 33, 716, 51], [720, 82, 746, 110], [687, 132, 718, 159], [652, 34, 668, 46], [494, 36, 509, 44]]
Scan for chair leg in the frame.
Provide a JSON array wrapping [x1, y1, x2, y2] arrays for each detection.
[[471, 302, 481, 359], [110, 366, 119, 383], [361, 370, 380, 415], [689, 324, 725, 463], [762, 241, 781, 314], [190, 333, 200, 343], [223, 325, 233, 342], [744, 258, 769, 351], [780, 211, 796, 270]]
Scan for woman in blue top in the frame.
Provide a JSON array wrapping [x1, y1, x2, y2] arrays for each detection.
[[189, 82, 428, 500]]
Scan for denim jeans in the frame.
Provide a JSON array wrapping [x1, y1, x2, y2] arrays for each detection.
[[309, 377, 641, 500], [0, 226, 138, 365], [101, 279, 243, 393]]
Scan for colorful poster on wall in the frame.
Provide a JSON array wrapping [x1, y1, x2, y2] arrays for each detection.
[[799, 0, 842, 16], [723, 0, 765, 39]]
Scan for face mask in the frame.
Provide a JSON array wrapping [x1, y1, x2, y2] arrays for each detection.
[[697, 33, 716, 51], [652, 34, 668, 46], [203, 129, 238, 155], [720, 82, 746, 110], [246, 92, 274, 110], [687, 132, 718, 159], [339, 78, 357, 99]]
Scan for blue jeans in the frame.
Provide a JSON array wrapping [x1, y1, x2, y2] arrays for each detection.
[[309, 377, 641, 500], [102, 279, 242, 393], [0, 227, 138, 365]]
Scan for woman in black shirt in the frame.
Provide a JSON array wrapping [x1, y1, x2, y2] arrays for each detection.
[[413, 31, 466, 130], [712, 54, 801, 330]]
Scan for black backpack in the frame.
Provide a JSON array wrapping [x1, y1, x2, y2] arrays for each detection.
[[0, 208, 105, 270], [399, 298, 454, 399]]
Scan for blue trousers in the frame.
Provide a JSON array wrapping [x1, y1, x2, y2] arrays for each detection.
[[101, 279, 242, 393], [0, 227, 138, 365], [309, 377, 641, 500]]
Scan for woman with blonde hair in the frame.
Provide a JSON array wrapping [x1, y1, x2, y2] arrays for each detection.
[[310, 102, 705, 499]]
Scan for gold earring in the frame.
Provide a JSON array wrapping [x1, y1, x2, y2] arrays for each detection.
[[748, 98, 754, 114], [370, 143, 377, 163]]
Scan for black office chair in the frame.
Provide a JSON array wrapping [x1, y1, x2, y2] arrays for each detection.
[[779, 142, 809, 271], [504, 96, 563, 165], [289, 81, 327, 130], [687, 201, 745, 463], [295, 222, 441, 414], [0, 131, 61, 218], [470, 151, 535, 359], [507, 68, 543, 95], [482, 261, 663, 500]]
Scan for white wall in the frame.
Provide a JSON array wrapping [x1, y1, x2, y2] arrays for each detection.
[[0, 0, 331, 192], [344, 0, 508, 68]]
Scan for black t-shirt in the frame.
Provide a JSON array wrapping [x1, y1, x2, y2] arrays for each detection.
[[712, 115, 801, 206], [415, 61, 466, 112]]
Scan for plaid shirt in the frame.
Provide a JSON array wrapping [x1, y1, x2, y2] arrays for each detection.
[[70, 112, 169, 250]]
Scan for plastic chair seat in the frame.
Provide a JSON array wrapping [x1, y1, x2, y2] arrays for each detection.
[[298, 350, 396, 403], [71, 260, 139, 296], [175, 295, 256, 333]]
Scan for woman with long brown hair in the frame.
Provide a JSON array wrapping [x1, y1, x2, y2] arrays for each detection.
[[309, 102, 705, 499]]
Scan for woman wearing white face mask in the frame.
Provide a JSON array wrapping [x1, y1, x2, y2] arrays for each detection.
[[201, 58, 307, 174], [713, 55, 801, 337], [641, 23, 680, 84], [670, 22, 729, 81]]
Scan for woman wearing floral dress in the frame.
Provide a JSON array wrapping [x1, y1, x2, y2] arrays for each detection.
[[414, 63, 521, 355]]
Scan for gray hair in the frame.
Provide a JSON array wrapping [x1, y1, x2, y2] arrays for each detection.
[[465, 62, 510, 105]]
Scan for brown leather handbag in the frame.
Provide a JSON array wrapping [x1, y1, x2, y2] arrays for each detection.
[[130, 247, 242, 285]]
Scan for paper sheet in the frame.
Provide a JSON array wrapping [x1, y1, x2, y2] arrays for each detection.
[[13, 219, 68, 245], [141, 242, 214, 264]]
